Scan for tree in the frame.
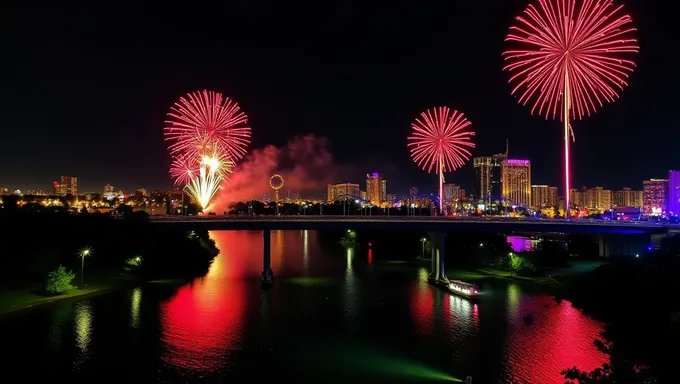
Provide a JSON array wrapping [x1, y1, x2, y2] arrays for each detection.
[[44, 265, 75, 294], [0, 194, 19, 212], [563, 338, 658, 383]]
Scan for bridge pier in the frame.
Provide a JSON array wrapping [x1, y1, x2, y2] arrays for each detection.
[[427, 231, 449, 284], [598, 234, 650, 258], [261, 229, 274, 286]]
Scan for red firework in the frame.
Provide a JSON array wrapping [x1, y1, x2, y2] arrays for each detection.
[[502, 0, 639, 119], [407, 107, 475, 174], [164, 90, 251, 161]]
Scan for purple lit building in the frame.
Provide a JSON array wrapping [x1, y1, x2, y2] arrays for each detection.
[[668, 171, 680, 216]]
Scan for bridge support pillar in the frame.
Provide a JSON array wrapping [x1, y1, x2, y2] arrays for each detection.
[[427, 231, 448, 284], [261, 229, 274, 286]]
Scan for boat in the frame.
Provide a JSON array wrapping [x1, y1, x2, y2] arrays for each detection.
[[430, 279, 480, 299]]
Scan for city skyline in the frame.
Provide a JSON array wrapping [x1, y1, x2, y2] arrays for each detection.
[[1, 1, 677, 194]]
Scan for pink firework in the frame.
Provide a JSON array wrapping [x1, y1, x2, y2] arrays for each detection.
[[164, 90, 251, 162], [502, 0, 638, 217], [407, 107, 475, 214], [169, 154, 196, 186], [408, 107, 475, 173]]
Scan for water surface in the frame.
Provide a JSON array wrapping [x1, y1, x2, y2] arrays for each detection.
[[1, 230, 605, 383]]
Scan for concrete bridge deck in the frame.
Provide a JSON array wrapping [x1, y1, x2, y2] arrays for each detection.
[[148, 215, 670, 235]]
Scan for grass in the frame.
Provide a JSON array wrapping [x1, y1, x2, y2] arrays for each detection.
[[0, 277, 135, 316], [465, 260, 608, 288]]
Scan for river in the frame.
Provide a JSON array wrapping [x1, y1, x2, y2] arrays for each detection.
[[1, 230, 606, 383]]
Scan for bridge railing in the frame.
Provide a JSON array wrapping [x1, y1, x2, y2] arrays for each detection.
[[146, 214, 670, 227]]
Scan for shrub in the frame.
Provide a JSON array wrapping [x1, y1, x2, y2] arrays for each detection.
[[45, 265, 75, 294]]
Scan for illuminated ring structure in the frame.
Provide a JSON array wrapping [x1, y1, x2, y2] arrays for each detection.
[[270, 174, 284, 202], [269, 174, 284, 190]]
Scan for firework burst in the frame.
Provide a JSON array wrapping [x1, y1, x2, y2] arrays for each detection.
[[407, 106, 475, 214], [165, 90, 250, 162], [165, 90, 248, 211], [502, 0, 638, 217]]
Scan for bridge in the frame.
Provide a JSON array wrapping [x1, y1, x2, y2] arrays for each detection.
[[149, 215, 669, 286], [149, 215, 669, 235]]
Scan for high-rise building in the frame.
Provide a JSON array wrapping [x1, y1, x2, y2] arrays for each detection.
[[584, 187, 613, 210], [380, 179, 387, 203], [613, 187, 643, 208], [668, 171, 680, 215], [327, 183, 360, 202], [569, 188, 585, 208], [443, 183, 461, 203], [473, 153, 506, 202], [501, 159, 531, 207], [56, 176, 78, 196], [531, 185, 558, 209], [366, 173, 381, 205], [643, 179, 668, 215]]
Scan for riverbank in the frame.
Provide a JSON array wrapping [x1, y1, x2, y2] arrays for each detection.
[[0, 277, 138, 316], [442, 260, 608, 294]]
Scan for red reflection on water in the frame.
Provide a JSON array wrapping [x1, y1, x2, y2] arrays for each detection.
[[367, 249, 372, 264], [159, 231, 248, 371], [440, 291, 452, 328], [410, 272, 434, 335], [507, 296, 607, 383], [472, 303, 479, 328]]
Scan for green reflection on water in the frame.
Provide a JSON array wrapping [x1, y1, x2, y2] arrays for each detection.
[[130, 287, 142, 328], [304, 342, 461, 382], [281, 277, 337, 286]]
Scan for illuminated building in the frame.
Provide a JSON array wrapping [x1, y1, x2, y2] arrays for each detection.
[[366, 173, 381, 205], [473, 153, 505, 202], [643, 178, 668, 215], [54, 176, 78, 196], [613, 187, 643, 208], [530, 185, 557, 209], [569, 188, 585, 208], [443, 183, 461, 203], [380, 179, 387, 202], [26, 189, 49, 196], [668, 171, 680, 216], [584, 187, 613, 210], [501, 159, 531, 207], [360, 190, 367, 200], [326, 183, 360, 202], [0, 186, 9, 195]]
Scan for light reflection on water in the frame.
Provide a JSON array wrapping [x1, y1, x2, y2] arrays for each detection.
[[73, 300, 93, 368], [159, 232, 247, 372], [130, 287, 141, 328], [5, 230, 608, 383]]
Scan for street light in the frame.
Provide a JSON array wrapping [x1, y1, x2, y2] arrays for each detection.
[[420, 237, 427, 258], [79, 247, 92, 288]]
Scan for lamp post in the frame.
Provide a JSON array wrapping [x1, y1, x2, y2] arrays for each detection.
[[420, 237, 426, 259], [79, 247, 91, 288]]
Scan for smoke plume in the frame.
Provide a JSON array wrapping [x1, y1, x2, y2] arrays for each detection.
[[212, 135, 350, 205]]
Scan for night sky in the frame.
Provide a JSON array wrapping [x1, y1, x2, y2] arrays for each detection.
[[0, 0, 675, 196]]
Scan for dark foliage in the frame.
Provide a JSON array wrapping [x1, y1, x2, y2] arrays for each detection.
[[0, 211, 218, 288]]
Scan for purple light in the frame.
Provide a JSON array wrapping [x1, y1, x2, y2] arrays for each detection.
[[506, 159, 530, 166], [372, 172, 379, 177]]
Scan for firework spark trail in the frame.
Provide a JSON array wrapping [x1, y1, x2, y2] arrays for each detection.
[[165, 90, 249, 211], [502, 0, 638, 217], [407, 107, 475, 214]]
